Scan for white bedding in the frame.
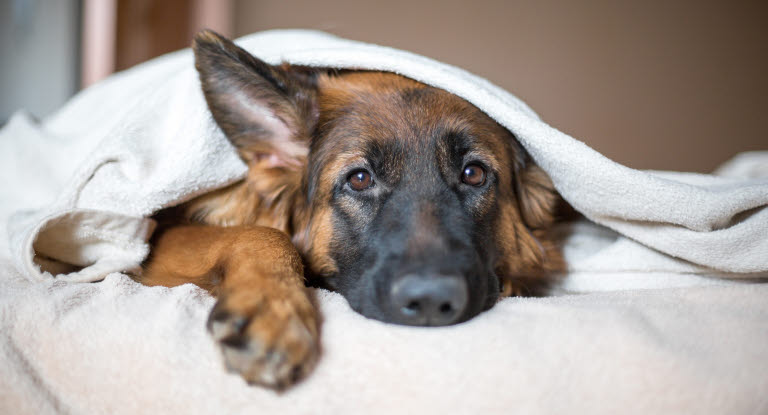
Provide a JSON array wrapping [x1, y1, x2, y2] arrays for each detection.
[[1, 255, 767, 414], [1, 30, 767, 414]]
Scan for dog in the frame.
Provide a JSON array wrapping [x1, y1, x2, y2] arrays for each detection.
[[138, 30, 562, 389]]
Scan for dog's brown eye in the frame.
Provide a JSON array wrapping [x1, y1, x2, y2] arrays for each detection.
[[348, 170, 374, 191], [461, 164, 486, 186]]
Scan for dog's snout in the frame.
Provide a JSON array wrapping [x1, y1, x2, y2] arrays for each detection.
[[390, 274, 468, 326]]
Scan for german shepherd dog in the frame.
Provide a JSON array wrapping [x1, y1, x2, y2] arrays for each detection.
[[139, 30, 562, 389]]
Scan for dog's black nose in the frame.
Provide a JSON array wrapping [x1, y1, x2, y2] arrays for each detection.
[[390, 274, 468, 326]]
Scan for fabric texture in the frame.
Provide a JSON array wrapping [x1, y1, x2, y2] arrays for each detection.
[[1, 264, 766, 415], [1, 30, 767, 414]]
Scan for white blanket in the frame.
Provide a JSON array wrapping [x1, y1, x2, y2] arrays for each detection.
[[1, 30, 767, 414]]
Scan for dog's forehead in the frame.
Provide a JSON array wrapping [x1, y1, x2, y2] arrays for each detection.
[[313, 71, 510, 163]]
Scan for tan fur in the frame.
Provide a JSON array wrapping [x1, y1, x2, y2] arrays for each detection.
[[141, 225, 317, 388]]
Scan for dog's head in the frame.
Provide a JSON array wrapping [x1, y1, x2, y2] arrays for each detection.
[[190, 31, 561, 326]]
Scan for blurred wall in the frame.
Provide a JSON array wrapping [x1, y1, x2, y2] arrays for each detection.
[[234, 0, 768, 172], [115, 0, 232, 72], [0, 0, 80, 122]]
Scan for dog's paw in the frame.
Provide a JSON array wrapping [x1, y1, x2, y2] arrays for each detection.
[[207, 287, 318, 390]]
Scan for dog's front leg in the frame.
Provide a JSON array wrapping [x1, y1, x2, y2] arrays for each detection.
[[141, 225, 318, 389]]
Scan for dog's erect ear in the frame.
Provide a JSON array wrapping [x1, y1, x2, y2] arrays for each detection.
[[193, 30, 318, 168]]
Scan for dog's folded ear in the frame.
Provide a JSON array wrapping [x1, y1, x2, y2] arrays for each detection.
[[514, 155, 558, 230], [193, 30, 318, 168], [514, 146, 559, 230]]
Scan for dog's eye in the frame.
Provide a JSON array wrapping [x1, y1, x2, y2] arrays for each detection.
[[347, 169, 374, 191], [461, 164, 486, 186]]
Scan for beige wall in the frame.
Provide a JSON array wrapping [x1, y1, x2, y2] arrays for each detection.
[[234, 0, 767, 173]]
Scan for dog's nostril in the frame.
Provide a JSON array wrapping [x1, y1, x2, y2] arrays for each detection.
[[439, 302, 453, 315], [402, 300, 422, 316], [406, 301, 421, 312]]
